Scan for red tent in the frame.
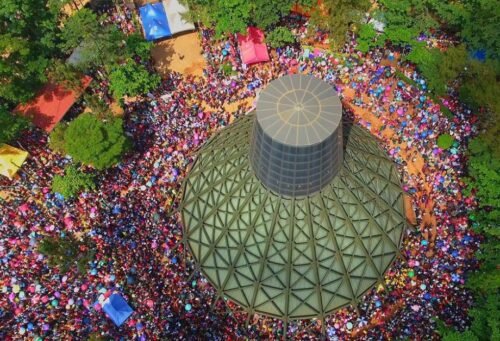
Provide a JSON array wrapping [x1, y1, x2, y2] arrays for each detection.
[[14, 76, 92, 132], [237, 27, 270, 66]]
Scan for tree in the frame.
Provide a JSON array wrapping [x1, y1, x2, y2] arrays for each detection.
[[460, 60, 500, 115], [0, 106, 30, 145], [464, 136, 500, 229], [38, 235, 95, 274], [310, 0, 371, 49], [0, 0, 66, 105], [48, 59, 85, 91], [48, 123, 68, 154], [83, 93, 112, 120], [460, 0, 500, 59], [51, 165, 96, 198], [405, 44, 468, 96], [59, 8, 126, 72], [125, 33, 154, 61], [108, 59, 161, 100], [212, 0, 252, 37], [64, 113, 131, 169], [356, 23, 382, 53], [266, 27, 296, 48], [251, 0, 294, 29], [0, 34, 50, 103]]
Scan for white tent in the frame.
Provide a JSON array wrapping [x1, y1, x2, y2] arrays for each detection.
[[162, 0, 195, 35], [67, 44, 85, 66]]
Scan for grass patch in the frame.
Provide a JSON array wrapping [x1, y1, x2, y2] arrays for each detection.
[[437, 133, 454, 149]]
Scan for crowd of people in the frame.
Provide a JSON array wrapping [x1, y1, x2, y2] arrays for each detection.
[[0, 3, 480, 340]]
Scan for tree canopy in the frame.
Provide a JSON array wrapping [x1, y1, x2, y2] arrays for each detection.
[[38, 235, 95, 274], [59, 8, 126, 72], [52, 165, 96, 199], [0, 106, 30, 145], [108, 59, 161, 101], [63, 113, 131, 170], [0, 0, 67, 104], [266, 27, 296, 48]]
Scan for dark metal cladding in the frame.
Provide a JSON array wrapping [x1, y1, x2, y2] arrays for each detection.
[[250, 75, 343, 197]]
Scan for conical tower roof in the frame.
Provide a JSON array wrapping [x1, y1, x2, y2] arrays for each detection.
[[181, 76, 405, 320]]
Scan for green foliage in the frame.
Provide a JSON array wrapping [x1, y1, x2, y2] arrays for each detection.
[[356, 23, 382, 53], [64, 113, 131, 170], [0, 0, 68, 105], [49, 59, 85, 91], [460, 0, 500, 59], [310, 0, 371, 49], [437, 134, 454, 149], [59, 8, 100, 53], [108, 59, 161, 101], [125, 33, 154, 61], [437, 319, 479, 341], [59, 8, 126, 72], [51, 165, 96, 199], [0, 107, 30, 145], [464, 134, 500, 228], [460, 60, 500, 115], [184, 0, 298, 37], [0, 34, 49, 103], [407, 45, 468, 96], [83, 94, 112, 120], [437, 291, 500, 341], [251, 0, 294, 29], [377, 0, 439, 39], [48, 123, 68, 154], [266, 27, 296, 48], [38, 235, 95, 274], [213, 0, 252, 37], [220, 62, 235, 76]]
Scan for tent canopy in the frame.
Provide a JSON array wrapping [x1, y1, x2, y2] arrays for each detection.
[[102, 293, 133, 327], [139, 3, 172, 41], [237, 27, 270, 65], [14, 76, 92, 132], [0, 144, 29, 179], [163, 0, 195, 35]]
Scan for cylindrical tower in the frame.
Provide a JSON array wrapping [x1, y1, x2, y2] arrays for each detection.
[[249, 75, 343, 197]]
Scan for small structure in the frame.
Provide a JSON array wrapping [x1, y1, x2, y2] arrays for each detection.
[[162, 0, 195, 35], [0, 144, 29, 180], [139, 2, 172, 41], [237, 27, 270, 66], [14, 77, 92, 132], [102, 293, 134, 327]]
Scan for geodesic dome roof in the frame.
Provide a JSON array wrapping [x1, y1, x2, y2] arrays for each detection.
[[181, 114, 405, 320]]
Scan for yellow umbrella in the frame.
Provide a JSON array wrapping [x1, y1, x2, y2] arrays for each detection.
[[0, 144, 29, 179]]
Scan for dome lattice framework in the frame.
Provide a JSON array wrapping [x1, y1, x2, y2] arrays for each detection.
[[181, 114, 405, 320]]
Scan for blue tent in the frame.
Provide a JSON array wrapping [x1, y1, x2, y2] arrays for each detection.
[[102, 294, 134, 327], [471, 50, 486, 62], [139, 3, 171, 41]]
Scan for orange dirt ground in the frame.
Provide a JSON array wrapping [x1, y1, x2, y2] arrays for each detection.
[[151, 32, 206, 78]]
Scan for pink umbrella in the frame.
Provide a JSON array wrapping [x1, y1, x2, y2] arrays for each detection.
[[19, 204, 29, 213], [64, 216, 75, 229]]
